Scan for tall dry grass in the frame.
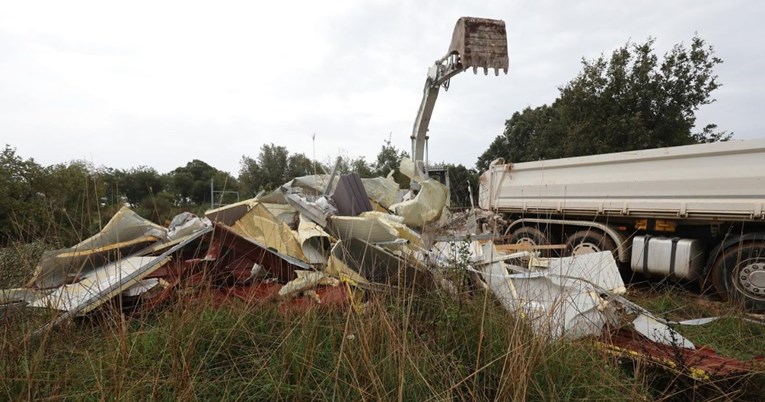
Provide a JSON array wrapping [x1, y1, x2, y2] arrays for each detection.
[[0, 283, 657, 401]]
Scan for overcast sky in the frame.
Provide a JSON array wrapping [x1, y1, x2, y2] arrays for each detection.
[[2, 1, 763, 175]]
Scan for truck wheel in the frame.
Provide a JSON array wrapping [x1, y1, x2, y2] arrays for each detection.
[[564, 230, 617, 257], [711, 242, 765, 311], [505, 226, 554, 256]]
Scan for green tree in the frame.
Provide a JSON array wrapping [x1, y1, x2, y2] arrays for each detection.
[[170, 170, 196, 204], [321, 155, 373, 178], [446, 164, 479, 208], [373, 139, 410, 188], [40, 161, 105, 243], [255, 144, 289, 190], [237, 144, 292, 195], [477, 105, 563, 169], [98, 167, 128, 207], [350, 156, 374, 177], [0, 154, 109, 245], [238, 144, 289, 195], [210, 170, 240, 206], [169, 160, 237, 206], [287, 153, 314, 179], [0, 146, 47, 243], [122, 166, 165, 205], [238, 155, 261, 198], [477, 36, 730, 171], [135, 191, 181, 225], [239, 145, 325, 196]]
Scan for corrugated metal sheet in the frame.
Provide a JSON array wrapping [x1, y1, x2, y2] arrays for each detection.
[[333, 173, 373, 216]]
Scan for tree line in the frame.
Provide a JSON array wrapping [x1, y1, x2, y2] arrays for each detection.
[[0, 139, 477, 246]]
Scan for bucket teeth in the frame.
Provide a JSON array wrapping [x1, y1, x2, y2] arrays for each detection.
[[447, 17, 509, 74]]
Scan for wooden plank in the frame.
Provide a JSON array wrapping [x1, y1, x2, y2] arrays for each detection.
[[495, 243, 566, 252]]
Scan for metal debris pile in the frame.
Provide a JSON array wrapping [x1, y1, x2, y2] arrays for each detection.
[[1, 158, 761, 379], [0, 158, 446, 326]]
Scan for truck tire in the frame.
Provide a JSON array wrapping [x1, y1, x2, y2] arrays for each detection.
[[564, 230, 617, 258], [505, 226, 554, 256], [710, 241, 765, 311]]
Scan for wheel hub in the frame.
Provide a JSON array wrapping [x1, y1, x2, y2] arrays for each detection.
[[572, 242, 600, 256], [748, 271, 765, 288], [737, 263, 765, 296], [516, 238, 537, 247]]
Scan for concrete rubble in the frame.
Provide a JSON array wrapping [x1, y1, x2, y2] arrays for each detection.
[[0, 157, 760, 379]]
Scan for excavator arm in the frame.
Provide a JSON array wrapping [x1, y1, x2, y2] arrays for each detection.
[[410, 17, 509, 178]]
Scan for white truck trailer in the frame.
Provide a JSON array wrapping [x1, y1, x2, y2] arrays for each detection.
[[478, 139, 765, 310]]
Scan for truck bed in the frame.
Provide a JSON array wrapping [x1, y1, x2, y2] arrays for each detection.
[[478, 139, 765, 221]]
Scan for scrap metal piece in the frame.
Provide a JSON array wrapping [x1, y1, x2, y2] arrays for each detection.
[[284, 194, 336, 228], [209, 223, 311, 283], [388, 158, 449, 228], [324, 157, 342, 196], [167, 212, 210, 241], [296, 215, 333, 264], [475, 246, 622, 340], [532, 252, 626, 294], [206, 196, 298, 226], [28, 206, 167, 289], [33, 227, 211, 336], [361, 177, 400, 209], [330, 212, 425, 250], [229, 203, 307, 262], [330, 237, 432, 288], [278, 270, 340, 299], [511, 272, 616, 340], [291, 175, 336, 196], [604, 329, 758, 380], [330, 215, 400, 244], [122, 278, 166, 297], [0, 288, 52, 306], [205, 198, 258, 225], [477, 244, 520, 309], [255, 189, 288, 204], [389, 180, 448, 227], [632, 313, 695, 349], [27, 256, 171, 311], [363, 212, 426, 250], [333, 173, 373, 216], [261, 203, 298, 225], [69, 206, 168, 251]]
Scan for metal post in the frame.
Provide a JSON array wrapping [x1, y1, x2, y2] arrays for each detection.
[[323, 156, 342, 196]]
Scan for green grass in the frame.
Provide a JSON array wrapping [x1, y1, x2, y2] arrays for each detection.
[[627, 283, 765, 361], [0, 241, 52, 289]]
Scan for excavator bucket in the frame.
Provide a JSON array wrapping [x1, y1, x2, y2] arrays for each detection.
[[447, 17, 509, 75]]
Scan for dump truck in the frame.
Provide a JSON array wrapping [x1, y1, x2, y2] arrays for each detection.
[[478, 139, 765, 310]]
